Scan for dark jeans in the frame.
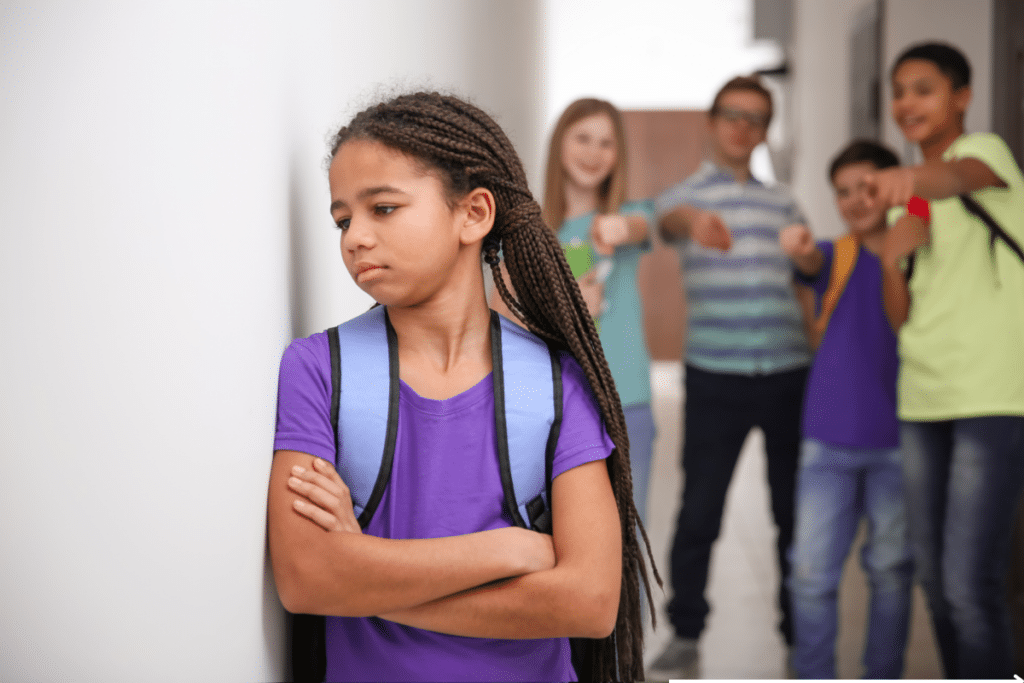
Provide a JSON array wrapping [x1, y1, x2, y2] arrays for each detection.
[[900, 417, 1024, 679], [667, 364, 807, 644]]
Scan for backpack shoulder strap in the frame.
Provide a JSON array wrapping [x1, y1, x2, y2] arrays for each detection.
[[331, 305, 400, 528], [491, 311, 562, 533], [812, 235, 860, 341], [960, 193, 1024, 265]]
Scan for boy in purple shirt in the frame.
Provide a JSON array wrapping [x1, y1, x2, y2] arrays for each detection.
[[779, 141, 913, 678]]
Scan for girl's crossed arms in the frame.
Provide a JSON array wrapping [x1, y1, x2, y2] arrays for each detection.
[[270, 450, 621, 639]]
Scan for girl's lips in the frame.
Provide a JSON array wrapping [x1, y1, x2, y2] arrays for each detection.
[[355, 265, 385, 283]]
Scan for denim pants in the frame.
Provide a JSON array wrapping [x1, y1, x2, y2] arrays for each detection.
[[788, 438, 914, 678], [624, 403, 656, 527], [667, 364, 807, 644], [901, 416, 1024, 679]]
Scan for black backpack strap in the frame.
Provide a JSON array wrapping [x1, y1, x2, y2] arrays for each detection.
[[327, 326, 341, 458], [960, 193, 1024, 268], [490, 312, 562, 533], [529, 346, 562, 535], [489, 312, 526, 529]]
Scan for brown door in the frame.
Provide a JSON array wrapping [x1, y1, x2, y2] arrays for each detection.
[[621, 110, 712, 362]]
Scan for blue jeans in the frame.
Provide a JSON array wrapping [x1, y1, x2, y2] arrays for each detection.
[[788, 439, 913, 679], [901, 417, 1024, 679], [624, 403, 656, 526]]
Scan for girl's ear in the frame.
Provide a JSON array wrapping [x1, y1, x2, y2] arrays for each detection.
[[459, 187, 496, 245]]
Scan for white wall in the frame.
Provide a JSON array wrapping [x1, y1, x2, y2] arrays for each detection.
[[540, 0, 783, 187], [790, 0, 994, 239], [0, 2, 540, 680], [881, 0, 993, 162], [790, 0, 877, 238]]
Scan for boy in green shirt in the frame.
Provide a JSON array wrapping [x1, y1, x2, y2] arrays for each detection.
[[871, 41, 1024, 679]]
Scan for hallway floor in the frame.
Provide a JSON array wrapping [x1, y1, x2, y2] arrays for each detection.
[[641, 362, 944, 679]]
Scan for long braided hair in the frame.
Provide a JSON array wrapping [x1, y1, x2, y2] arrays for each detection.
[[328, 91, 660, 682]]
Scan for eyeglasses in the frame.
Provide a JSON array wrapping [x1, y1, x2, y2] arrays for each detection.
[[714, 107, 770, 128]]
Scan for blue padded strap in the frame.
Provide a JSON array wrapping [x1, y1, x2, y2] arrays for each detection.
[[492, 313, 558, 531], [334, 306, 399, 525]]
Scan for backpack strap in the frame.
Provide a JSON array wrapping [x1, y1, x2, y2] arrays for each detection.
[[330, 307, 560, 533], [811, 235, 859, 343], [331, 305, 400, 528], [490, 311, 562, 533], [959, 194, 1024, 278]]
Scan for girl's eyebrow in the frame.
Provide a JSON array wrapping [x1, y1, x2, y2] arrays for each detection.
[[330, 185, 406, 212]]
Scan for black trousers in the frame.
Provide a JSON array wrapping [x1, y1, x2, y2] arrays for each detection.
[[666, 364, 808, 645]]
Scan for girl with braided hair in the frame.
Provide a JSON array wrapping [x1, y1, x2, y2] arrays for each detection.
[[268, 91, 657, 682]]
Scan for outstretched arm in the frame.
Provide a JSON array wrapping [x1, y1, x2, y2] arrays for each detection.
[[779, 224, 824, 277], [659, 205, 732, 251], [591, 214, 650, 255], [268, 450, 556, 617], [866, 158, 1007, 208], [378, 458, 622, 639]]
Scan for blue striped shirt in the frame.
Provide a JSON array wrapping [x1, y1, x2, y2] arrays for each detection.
[[656, 161, 811, 375]]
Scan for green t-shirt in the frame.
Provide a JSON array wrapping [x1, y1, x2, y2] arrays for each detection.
[[558, 200, 654, 407], [895, 132, 1024, 420]]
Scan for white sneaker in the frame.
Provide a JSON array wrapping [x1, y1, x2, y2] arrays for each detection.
[[646, 636, 699, 680]]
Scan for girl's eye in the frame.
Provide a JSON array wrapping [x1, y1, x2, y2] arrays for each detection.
[[374, 205, 396, 217], [335, 217, 351, 231]]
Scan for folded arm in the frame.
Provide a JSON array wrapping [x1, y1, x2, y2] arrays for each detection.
[[378, 458, 622, 639], [268, 449, 556, 617]]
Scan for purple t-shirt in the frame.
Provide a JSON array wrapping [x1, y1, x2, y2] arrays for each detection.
[[274, 331, 614, 682], [797, 241, 899, 448]]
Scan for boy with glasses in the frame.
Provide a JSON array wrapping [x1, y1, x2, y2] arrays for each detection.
[[648, 76, 811, 679]]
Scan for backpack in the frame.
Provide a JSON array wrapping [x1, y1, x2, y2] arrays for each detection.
[[292, 305, 564, 682]]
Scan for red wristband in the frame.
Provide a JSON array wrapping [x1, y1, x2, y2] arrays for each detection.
[[907, 195, 930, 222]]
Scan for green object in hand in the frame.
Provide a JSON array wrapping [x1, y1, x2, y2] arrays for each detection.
[[562, 237, 601, 332], [562, 237, 594, 279]]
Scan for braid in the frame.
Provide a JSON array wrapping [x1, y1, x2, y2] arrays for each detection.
[[331, 92, 661, 682]]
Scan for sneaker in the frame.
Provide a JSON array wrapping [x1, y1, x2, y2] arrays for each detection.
[[646, 636, 699, 680]]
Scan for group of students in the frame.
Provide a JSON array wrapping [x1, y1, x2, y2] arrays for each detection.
[[267, 39, 1023, 682], [648, 41, 1024, 681]]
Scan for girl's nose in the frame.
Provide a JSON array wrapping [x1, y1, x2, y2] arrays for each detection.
[[343, 218, 375, 251]]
